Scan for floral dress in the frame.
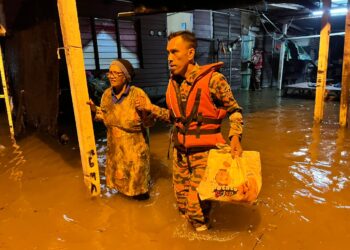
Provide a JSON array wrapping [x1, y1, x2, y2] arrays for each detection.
[[96, 86, 154, 196]]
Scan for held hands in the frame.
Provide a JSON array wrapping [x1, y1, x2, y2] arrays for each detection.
[[230, 135, 243, 159], [135, 96, 153, 113]]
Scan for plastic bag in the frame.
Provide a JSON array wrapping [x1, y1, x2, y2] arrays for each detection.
[[197, 145, 262, 204]]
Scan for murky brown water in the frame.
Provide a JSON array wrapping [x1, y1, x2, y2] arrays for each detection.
[[1, 89, 350, 249]]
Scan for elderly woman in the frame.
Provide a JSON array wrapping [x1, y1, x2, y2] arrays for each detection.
[[88, 59, 154, 200]]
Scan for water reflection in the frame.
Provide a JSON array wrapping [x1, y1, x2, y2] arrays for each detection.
[[1, 89, 350, 249], [290, 123, 350, 205], [0, 138, 26, 185]]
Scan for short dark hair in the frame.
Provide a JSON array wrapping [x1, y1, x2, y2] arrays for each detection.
[[168, 30, 197, 50]]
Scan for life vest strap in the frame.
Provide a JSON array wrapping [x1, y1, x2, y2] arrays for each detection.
[[176, 127, 221, 135], [173, 117, 222, 125], [174, 145, 216, 154], [200, 117, 222, 124]]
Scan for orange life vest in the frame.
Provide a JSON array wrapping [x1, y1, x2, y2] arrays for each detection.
[[166, 62, 227, 150]]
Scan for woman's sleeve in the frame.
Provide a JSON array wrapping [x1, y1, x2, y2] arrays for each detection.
[[94, 91, 107, 122], [137, 89, 156, 127]]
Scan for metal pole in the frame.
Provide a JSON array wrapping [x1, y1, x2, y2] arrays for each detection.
[[288, 32, 344, 40], [270, 32, 275, 87], [229, 49, 232, 84], [90, 17, 100, 71], [114, 18, 122, 59], [277, 24, 288, 90], [228, 9, 232, 83]]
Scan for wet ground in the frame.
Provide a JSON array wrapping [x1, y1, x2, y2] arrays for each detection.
[[1, 88, 350, 249]]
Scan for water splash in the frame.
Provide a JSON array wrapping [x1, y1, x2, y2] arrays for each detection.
[[173, 222, 240, 242]]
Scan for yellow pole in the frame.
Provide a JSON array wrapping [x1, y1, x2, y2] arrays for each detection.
[[57, 0, 100, 196], [0, 44, 14, 139], [339, 2, 350, 127], [314, 0, 331, 123]]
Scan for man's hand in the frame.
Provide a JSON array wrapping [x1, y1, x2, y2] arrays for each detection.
[[236, 178, 258, 203], [230, 135, 242, 159], [87, 99, 97, 113], [135, 96, 153, 113]]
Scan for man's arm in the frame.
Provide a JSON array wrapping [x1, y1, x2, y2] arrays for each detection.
[[135, 96, 171, 123], [149, 104, 171, 123], [209, 72, 243, 158]]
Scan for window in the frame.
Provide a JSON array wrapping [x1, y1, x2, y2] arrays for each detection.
[[95, 18, 118, 69], [79, 17, 95, 70], [119, 20, 140, 68], [78, 17, 141, 70]]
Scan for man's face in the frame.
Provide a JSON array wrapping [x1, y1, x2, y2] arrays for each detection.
[[167, 36, 194, 77], [107, 64, 126, 89]]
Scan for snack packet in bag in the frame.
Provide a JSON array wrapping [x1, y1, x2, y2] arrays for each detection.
[[197, 145, 262, 204]]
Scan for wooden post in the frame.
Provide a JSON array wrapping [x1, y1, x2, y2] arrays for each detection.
[[57, 0, 100, 196], [339, 1, 350, 127], [314, 0, 331, 123]]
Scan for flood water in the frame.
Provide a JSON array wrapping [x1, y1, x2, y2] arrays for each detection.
[[1, 89, 350, 249]]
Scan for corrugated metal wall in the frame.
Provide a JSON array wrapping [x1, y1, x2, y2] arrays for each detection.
[[78, 9, 244, 99], [193, 10, 214, 65], [133, 14, 168, 99], [212, 10, 241, 89]]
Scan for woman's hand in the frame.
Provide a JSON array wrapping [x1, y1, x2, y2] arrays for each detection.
[[87, 99, 104, 121], [135, 96, 152, 113], [87, 99, 97, 113]]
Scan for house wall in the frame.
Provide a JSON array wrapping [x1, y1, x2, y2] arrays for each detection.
[[2, 0, 248, 137], [193, 10, 214, 65], [3, 0, 59, 136], [2, 0, 137, 136], [212, 10, 242, 89], [133, 14, 168, 100]]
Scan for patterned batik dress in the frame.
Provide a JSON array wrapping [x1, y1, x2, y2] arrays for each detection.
[[97, 86, 154, 196]]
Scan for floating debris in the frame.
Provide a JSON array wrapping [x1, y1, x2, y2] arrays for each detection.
[[63, 214, 75, 223]]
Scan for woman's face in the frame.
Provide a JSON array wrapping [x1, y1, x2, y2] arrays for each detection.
[[107, 64, 126, 89]]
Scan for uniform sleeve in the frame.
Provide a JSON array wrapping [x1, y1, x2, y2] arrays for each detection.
[[209, 72, 243, 139], [94, 91, 108, 122], [134, 87, 171, 124], [135, 88, 156, 127], [150, 104, 171, 123]]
